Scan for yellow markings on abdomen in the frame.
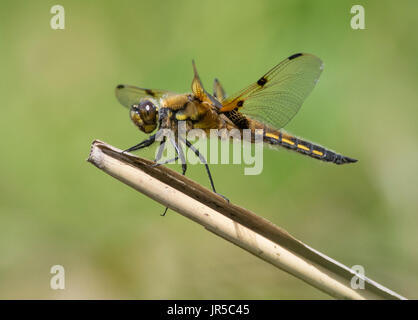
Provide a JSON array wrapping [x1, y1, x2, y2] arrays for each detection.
[[283, 138, 294, 145], [297, 144, 309, 151], [265, 132, 295, 147], [265, 131, 324, 156], [265, 132, 278, 139]]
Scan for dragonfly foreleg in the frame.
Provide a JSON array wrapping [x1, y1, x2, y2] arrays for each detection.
[[123, 134, 156, 153]]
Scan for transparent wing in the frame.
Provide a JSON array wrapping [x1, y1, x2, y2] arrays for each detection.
[[115, 84, 175, 108], [220, 53, 323, 130], [213, 78, 227, 101]]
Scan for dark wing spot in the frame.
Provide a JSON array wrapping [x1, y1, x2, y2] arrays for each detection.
[[257, 77, 267, 86], [145, 89, 156, 97], [224, 110, 249, 129], [237, 100, 244, 107], [288, 53, 303, 60], [116, 84, 124, 89]]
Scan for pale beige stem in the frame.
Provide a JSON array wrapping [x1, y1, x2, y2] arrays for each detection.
[[87, 140, 406, 300]]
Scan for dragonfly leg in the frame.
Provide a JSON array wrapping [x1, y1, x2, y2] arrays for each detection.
[[152, 136, 182, 166], [170, 137, 187, 175], [151, 156, 179, 167], [182, 138, 229, 203], [154, 137, 166, 163], [161, 137, 188, 217], [123, 134, 156, 153]]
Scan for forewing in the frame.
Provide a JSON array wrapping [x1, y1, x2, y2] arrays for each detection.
[[115, 84, 174, 108], [220, 53, 323, 130]]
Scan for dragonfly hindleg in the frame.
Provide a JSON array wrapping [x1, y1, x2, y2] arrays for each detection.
[[182, 138, 228, 202]]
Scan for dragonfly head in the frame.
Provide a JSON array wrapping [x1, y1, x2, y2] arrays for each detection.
[[130, 100, 158, 133]]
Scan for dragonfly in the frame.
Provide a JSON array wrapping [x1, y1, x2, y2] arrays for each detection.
[[115, 53, 357, 200]]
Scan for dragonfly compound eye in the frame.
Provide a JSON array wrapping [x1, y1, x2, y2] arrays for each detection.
[[130, 100, 158, 133]]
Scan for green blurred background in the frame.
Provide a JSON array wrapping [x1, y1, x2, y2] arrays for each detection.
[[0, 0, 417, 299]]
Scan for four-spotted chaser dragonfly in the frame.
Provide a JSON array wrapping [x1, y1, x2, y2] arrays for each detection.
[[115, 53, 357, 196]]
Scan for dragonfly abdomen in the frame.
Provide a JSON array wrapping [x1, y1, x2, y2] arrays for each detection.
[[264, 131, 357, 165]]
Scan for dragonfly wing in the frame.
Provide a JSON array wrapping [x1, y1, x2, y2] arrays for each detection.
[[115, 84, 175, 108], [213, 78, 227, 101], [220, 53, 323, 130]]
